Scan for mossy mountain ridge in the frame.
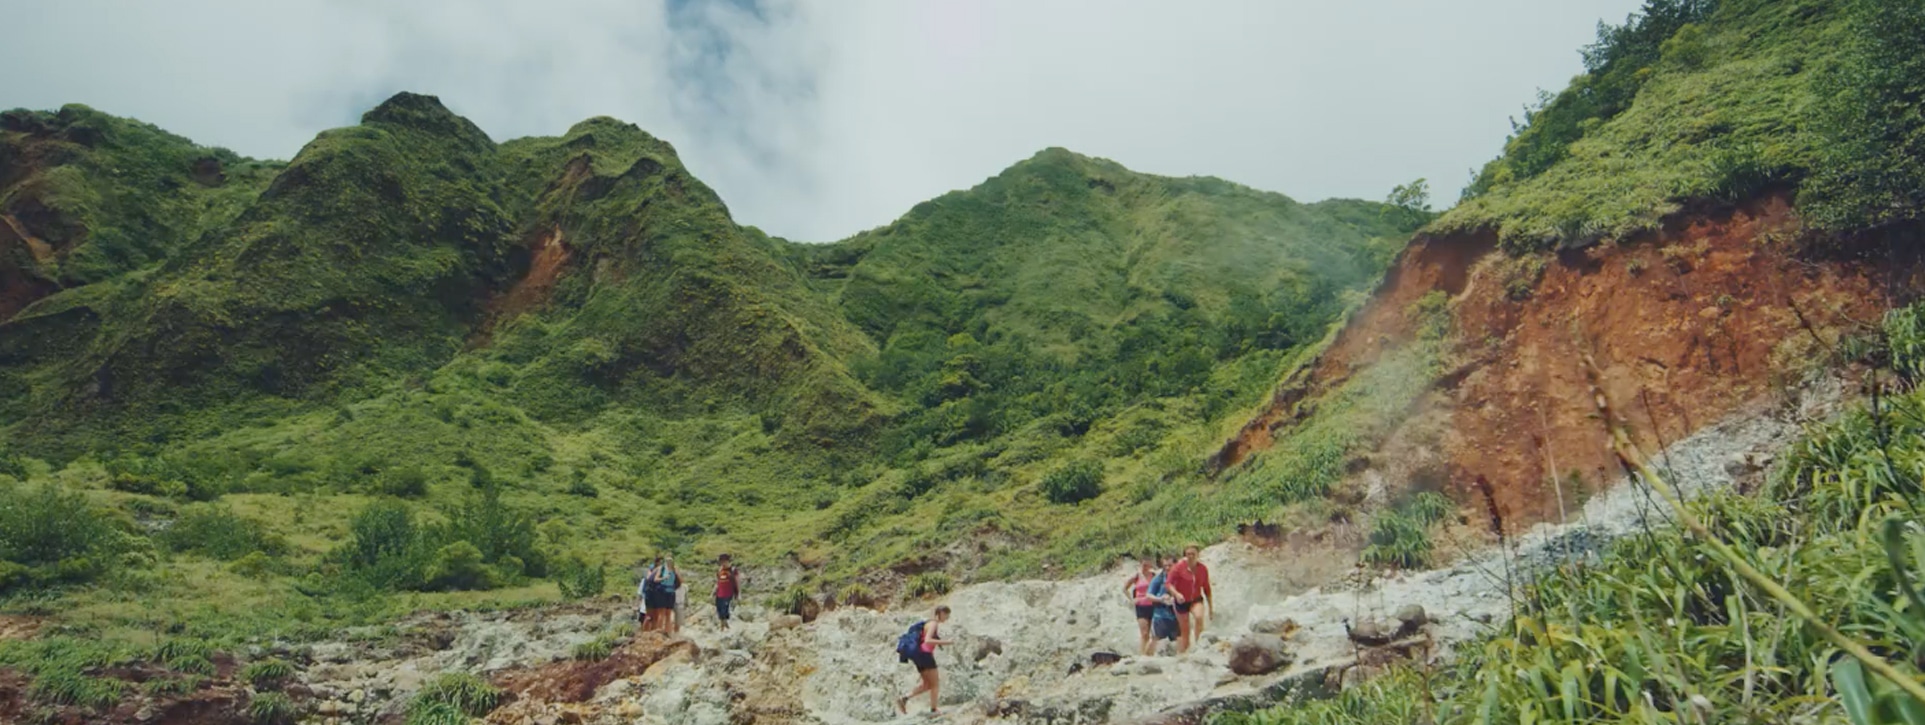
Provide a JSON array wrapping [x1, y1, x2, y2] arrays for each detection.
[[0, 93, 1418, 594]]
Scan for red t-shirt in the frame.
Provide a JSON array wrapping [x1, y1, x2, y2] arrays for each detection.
[[1195, 562, 1212, 600], [715, 565, 738, 599], [1167, 560, 1200, 602]]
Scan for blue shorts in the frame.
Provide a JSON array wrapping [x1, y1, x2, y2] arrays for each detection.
[[715, 597, 734, 621]]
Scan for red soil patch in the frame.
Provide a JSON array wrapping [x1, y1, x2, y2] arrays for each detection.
[[471, 226, 572, 345], [490, 633, 696, 708], [0, 213, 59, 322], [1216, 195, 1902, 529]]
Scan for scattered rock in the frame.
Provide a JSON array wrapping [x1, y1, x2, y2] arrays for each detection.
[[1250, 618, 1297, 636], [772, 614, 804, 631], [1229, 633, 1293, 676], [1090, 651, 1123, 667], [1393, 604, 1428, 637], [1346, 618, 1393, 646], [973, 636, 1004, 662]]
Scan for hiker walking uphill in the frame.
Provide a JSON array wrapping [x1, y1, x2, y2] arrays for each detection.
[[1179, 545, 1214, 636], [1125, 555, 1171, 656], [895, 605, 955, 716], [638, 556, 663, 631], [1166, 548, 1201, 654], [714, 553, 741, 631], [640, 554, 684, 635]]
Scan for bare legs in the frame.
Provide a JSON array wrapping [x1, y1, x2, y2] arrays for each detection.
[[1176, 609, 1193, 655], [1137, 618, 1153, 656], [898, 670, 940, 714]]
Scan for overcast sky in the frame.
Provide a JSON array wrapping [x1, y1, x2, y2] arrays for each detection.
[[2, 0, 1642, 242]]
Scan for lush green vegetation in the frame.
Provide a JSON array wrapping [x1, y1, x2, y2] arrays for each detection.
[[0, 104, 280, 287], [1439, 0, 1868, 252], [0, 90, 1423, 654], [1221, 302, 1925, 724]]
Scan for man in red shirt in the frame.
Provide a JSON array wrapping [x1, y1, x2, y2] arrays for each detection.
[[1165, 547, 1202, 654], [714, 553, 741, 631], [1182, 545, 1214, 636]]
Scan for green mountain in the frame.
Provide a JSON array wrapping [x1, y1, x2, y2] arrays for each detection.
[[0, 93, 1419, 626]]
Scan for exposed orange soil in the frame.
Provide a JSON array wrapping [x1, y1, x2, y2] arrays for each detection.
[[472, 226, 573, 344], [0, 213, 58, 322], [1216, 195, 1902, 529], [487, 633, 697, 722]]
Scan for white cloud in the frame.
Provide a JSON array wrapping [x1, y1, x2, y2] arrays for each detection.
[[0, 0, 1642, 241]]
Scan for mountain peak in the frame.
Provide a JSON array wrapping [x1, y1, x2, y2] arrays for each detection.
[[360, 92, 493, 148]]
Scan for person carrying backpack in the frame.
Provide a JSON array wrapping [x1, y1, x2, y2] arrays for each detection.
[[714, 553, 741, 631], [659, 553, 683, 636], [895, 605, 954, 715], [639, 556, 665, 631]]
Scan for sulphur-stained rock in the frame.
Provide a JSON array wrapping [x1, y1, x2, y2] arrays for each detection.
[[772, 614, 804, 630], [1228, 633, 1292, 676]]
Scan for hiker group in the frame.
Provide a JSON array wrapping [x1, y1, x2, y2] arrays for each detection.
[[1124, 545, 1214, 656], [635, 546, 1214, 718], [888, 544, 1215, 716], [637, 552, 741, 635]]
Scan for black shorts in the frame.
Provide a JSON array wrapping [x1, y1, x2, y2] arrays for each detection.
[[908, 652, 938, 672], [1134, 604, 1156, 621], [715, 596, 734, 621], [1175, 601, 1194, 614]]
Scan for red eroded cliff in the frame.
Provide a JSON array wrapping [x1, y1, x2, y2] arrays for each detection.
[[1214, 195, 1904, 527]]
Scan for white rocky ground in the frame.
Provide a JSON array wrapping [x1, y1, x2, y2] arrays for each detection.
[[289, 384, 1841, 724]]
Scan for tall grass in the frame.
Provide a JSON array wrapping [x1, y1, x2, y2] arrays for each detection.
[[1223, 302, 1925, 724]]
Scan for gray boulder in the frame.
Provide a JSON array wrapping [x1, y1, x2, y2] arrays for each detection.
[[1228, 633, 1293, 676]]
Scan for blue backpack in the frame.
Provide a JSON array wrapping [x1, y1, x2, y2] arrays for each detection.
[[895, 621, 927, 662]]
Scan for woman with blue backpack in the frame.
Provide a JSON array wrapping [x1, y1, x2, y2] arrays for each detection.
[[895, 605, 955, 715]]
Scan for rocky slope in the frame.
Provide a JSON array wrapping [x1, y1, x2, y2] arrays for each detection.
[[4, 374, 1831, 725]]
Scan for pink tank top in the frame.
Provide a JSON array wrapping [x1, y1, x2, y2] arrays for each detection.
[[1132, 576, 1155, 607]]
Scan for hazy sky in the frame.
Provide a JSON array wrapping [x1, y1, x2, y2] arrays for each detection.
[[1, 0, 1642, 242]]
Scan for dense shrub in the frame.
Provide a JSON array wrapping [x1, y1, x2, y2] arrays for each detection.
[[340, 491, 546, 592], [420, 541, 499, 591], [553, 554, 606, 599], [161, 505, 285, 560], [438, 485, 544, 577], [1802, 0, 1925, 231], [1040, 460, 1103, 505], [0, 482, 126, 592], [378, 466, 431, 498], [343, 500, 425, 589]]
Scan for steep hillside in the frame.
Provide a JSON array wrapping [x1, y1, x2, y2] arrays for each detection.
[[0, 105, 277, 321], [0, 93, 1419, 653], [1217, 0, 1924, 534]]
